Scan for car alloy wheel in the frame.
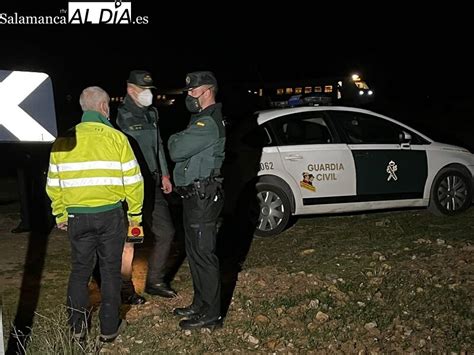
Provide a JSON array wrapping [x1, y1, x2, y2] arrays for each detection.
[[254, 183, 291, 237], [430, 168, 472, 216]]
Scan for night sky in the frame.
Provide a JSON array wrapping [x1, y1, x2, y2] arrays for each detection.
[[0, 4, 473, 146]]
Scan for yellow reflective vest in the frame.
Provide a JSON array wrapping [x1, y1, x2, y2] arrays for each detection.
[[46, 115, 144, 224]]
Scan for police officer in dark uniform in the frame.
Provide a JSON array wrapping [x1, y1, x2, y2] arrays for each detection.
[[168, 71, 226, 330], [116, 70, 177, 305]]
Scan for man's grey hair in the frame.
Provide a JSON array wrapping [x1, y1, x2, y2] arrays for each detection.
[[189, 84, 217, 96], [207, 85, 218, 96], [79, 86, 109, 112]]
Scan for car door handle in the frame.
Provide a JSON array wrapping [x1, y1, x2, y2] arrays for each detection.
[[284, 154, 303, 161], [352, 151, 369, 157]]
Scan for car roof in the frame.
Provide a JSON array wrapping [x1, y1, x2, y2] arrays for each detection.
[[256, 106, 433, 142]]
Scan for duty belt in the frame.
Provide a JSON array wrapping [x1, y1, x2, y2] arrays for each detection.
[[175, 177, 223, 200]]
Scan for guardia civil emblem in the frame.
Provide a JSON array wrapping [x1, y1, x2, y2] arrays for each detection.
[[386, 160, 398, 181], [144, 74, 152, 83], [300, 172, 316, 192]]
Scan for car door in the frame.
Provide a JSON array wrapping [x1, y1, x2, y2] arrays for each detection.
[[268, 111, 356, 213], [329, 110, 428, 201]]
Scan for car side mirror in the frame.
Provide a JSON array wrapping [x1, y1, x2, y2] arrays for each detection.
[[399, 131, 412, 147]]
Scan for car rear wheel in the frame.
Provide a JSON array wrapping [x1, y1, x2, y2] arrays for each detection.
[[254, 183, 291, 237], [429, 168, 472, 216]]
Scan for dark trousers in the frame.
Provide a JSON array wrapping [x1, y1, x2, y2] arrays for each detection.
[[67, 208, 125, 335], [182, 193, 224, 318], [144, 179, 175, 284]]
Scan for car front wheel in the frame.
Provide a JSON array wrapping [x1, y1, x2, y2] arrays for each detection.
[[429, 168, 472, 216], [254, 183, 291, 237]]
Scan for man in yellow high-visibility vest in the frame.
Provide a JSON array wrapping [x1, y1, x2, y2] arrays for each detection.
[[46, 86, 144, 343]]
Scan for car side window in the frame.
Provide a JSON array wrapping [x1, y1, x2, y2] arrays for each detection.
[[270, 112, 333, 146], [242, 125, 273, 148], [330, 111, 407, 144], [227, 116, 274, 153]]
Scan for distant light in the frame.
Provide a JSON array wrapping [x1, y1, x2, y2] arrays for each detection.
[[248, 90, 252, 93], [254, 91, 258, 95], [352, 74, 360, 81], [368, 90, 373, 95], [359, 90, 364, 95], [338, 81, 343, 87]]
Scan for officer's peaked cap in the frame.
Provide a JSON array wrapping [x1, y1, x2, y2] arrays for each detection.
[[183, 71, 217, 91], [127, 70, 156, 89]]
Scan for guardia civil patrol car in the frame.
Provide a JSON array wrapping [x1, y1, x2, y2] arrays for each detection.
[[231, 106, 474, 237]]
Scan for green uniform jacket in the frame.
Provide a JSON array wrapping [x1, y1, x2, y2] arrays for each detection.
[[116, 95, 169, 177], [168, 103, 225, 186]]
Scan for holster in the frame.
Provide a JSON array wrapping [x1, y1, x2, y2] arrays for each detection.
[[176, 177, 223, 200], [175, 185, 197, 199]]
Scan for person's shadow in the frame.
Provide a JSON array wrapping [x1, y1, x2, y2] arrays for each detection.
[[217, 116, 264, 317], [6, 144, 55, 354], [152, 192, 186, 287], [6, 224, 53, 354]]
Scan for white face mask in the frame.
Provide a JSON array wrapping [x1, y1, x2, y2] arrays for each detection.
[[137, 89, 153, 107]]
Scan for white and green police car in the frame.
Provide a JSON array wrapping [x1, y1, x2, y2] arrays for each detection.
[[235, 106, 474, 237]]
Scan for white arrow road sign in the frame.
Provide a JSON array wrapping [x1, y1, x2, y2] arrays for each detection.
[[0, 71, 56, 142]]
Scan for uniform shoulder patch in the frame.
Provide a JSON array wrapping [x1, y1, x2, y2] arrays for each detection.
[[196, 121, 206, 127], [130, 124, 143, 131]]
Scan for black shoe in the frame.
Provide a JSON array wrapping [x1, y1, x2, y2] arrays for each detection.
[[123, 293, 146, 305], [145, 283, 177, 298], [11, 225, 31, 233], [173, 305, 201, 317], [179, 314, 223, 330], [99, 319, 127, 343]]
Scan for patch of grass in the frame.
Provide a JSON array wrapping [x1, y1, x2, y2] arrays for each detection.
[[11, 308, 101, 354]]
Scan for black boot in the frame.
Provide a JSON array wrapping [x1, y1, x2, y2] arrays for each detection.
[[121, 279, 146, 305], [179, 314, 223, 330], [11, 223, 31, 233], [173, 304, 200, 317], [145, 282, 177, 298]]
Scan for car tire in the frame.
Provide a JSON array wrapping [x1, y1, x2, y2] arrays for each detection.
[[428, 168, 472, 216], [254, 183, 292, 237]]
